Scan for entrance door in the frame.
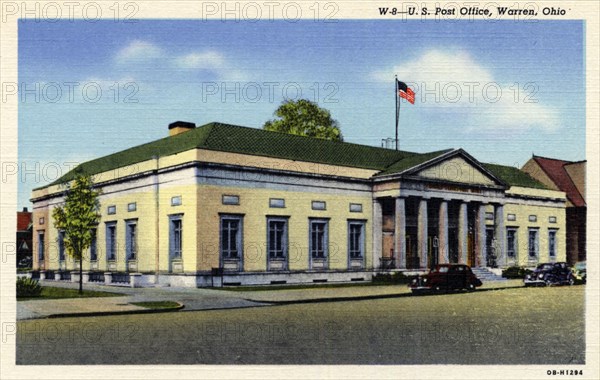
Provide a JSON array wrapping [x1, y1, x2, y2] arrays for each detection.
[[428, 236, 438, 269], [406, 228, 419, 269], [382, 232, 394, 269], [485, 228, 496, 267], [467, 230, 475, 267]]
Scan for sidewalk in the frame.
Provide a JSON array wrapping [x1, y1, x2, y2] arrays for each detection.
[[17, 279, 524, 320], [17, 280, 270, 320]]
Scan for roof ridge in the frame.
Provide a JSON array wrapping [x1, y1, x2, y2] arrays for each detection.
[[207, 121, 418, 155], [563, 159, 587, 165], [533, 154, 573, 164]]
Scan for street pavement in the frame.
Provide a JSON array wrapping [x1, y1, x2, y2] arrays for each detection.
[[17, 278, 524, 320]]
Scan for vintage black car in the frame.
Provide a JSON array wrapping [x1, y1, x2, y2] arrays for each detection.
[[409, 264, 483, 294], [523, 262, 575, 286]]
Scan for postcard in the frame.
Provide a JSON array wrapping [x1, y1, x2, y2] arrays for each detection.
[[1, 1, 598, 379]]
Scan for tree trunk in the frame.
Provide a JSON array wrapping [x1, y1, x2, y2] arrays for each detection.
[[79, 253, 83, 294]]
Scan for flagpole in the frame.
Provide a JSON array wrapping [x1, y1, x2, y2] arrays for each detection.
[[395, 75, 399, 151]]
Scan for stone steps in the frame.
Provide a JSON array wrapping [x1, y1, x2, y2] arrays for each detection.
[[471, 267, 508, 281]]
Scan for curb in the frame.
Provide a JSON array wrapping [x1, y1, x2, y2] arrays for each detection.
[[45, 301, 185, 319], [244, 292, 411, 305], [243, 284, 526, 305]]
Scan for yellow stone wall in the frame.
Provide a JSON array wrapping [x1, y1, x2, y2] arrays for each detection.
[[502, 202, 566, 265], [32, 182, 199, 274], [196, 184, 372, 272]]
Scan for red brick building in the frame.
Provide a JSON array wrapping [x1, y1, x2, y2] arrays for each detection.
[[17, 207, 33, 267], [522, 156, 586, 265]]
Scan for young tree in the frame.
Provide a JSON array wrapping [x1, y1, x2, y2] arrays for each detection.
[[263, 99, 343, 141], [52, 175, 101, 294]]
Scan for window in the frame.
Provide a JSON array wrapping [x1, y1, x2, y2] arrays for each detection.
[[58, 230, 65, 261], [269, 198, 285, 208], [90, 228, 97, 261], [39, 217, 45, 225], [107, 205, 116, 215], [506, 228, 518, 258], [106, 222, 117, 261], [348, 221, 365, 259], [267, 218, 287, 258], [528, 215, 537, 222], [507, 213, 516, 221], [171, 196, 182, 206], [311, 201, 326, 211], [349, 203, 363, 213], [222, 195, 240, 205], [548, 230, 557, 258], [126, 221, 137, 260], [221, 215, 242, 259], [37, 231, 45, 261], [309, 219, 328, 259], [169, 216, 183, 259], [549, 216, 557, 224], [485, 212, 494, 221], [127, 202, 137, 212], [528, 229, 539, 258]]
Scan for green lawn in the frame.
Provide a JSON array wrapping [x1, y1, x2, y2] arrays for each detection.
[[130, 301, 182, 309], [17, 286, 125, 301]]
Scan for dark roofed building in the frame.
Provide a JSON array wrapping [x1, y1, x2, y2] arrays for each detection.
[[522, 155, 586, 265], [30, 122, 567, 287]]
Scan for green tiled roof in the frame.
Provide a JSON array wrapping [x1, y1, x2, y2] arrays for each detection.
[[38, 121, 547, 191], [200, 123, 415, 170], [483, 163, 548, 189], [43, 122, 418, 188]]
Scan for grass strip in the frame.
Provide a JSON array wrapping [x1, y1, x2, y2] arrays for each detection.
[[17, 286, 125, 300]]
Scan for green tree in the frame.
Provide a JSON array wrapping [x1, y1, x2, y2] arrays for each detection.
[[263, 99, 343, 141], [52, 175, 101, 294]]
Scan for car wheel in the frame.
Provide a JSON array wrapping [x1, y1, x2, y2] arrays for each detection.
[[467, 283, 476, 292], [545, 279, 553, 287], [568, 277, 575, 286], [434, 285, 442, 293]]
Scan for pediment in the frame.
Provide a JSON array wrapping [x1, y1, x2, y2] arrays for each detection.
[[410, 151, 504, 187]]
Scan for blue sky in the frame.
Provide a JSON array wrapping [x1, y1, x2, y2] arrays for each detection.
[[18, 20, 585, 208]]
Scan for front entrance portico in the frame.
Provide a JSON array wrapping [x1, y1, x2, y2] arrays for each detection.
[[372, 150, 509, 271]]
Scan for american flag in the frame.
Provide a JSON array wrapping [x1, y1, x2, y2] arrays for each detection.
[[397, 80, 415, 104]]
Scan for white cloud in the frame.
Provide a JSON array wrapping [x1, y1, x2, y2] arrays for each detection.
[[372, 49, 560, 132], [175, 51, 225, 70], [115, 40, 163, 63], [174, 50, 248, 81], [114, 41, 247, 81]]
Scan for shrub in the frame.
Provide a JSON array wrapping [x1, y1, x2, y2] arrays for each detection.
[[372, 271, 414, 284], [17, 277, 42, 298], [502, 266, 532, 279]]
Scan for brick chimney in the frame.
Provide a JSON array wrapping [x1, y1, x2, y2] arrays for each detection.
[[168, 121, 196, 137]]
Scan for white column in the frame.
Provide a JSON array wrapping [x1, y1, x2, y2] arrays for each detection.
[[418, 198, 428, 269], [494, 203, 505, 267], [476, 203, 487, 267], [372, 199, 383, 270], [458, 202, 468, 265], [438, 200, 449, 264], [394, 197, 406, 269]]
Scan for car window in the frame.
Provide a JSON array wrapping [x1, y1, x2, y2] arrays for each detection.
[[437, 267, 449, 273]]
